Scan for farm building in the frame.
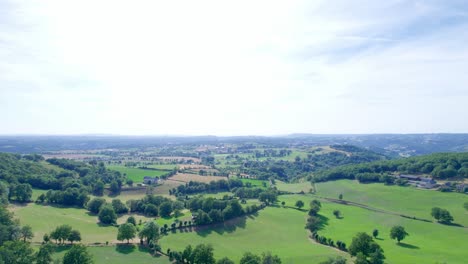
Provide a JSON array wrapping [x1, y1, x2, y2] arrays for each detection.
[[398, 174, 437, 189], [143, 176, 159, 185]]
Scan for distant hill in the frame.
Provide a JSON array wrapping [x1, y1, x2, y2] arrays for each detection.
[[1, 134, 468, 156], [314, 152, 468, 183]]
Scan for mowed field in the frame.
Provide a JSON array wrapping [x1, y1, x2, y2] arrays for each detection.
[[315, 180, 468, 226], [160, 204, 347, 263], [107, 165, 168, 182]]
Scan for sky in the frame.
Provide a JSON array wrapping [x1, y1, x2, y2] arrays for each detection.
[[1, 0, 468, 136]]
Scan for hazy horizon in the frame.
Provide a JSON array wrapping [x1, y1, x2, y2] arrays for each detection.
[[2, 1, 468, 135]]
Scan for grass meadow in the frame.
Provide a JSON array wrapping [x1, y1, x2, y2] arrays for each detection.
[[107, 165, 168, 182], [315, 180, 468, 226], [160, 205, 347, 264]]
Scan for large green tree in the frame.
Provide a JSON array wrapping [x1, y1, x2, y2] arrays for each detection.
[[19, 225, 33, 242], [0, 241, 35, 264], [431, 207, 454, 224], [349, 232, 384, 262], [98, 204, 117, 224], [192, 244, 215, 264], [63, 244, 93, 264], [138, 221, 160, 244], [86, 198, 106, 214], [390, 226, 409, 243], [240, 252, 261, 264], [35, 243, 55, 264], [117, 223, 136, 244]]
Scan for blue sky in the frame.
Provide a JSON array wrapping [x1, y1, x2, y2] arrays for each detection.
[[1, 0, 468, 135]]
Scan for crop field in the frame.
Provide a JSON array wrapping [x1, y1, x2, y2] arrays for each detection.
[[160, 204, 347, 263], [107, 165, 168, 182], [315, 180, 468, 226], [317, 199, 468, 264], [168, 173, 227, 183]]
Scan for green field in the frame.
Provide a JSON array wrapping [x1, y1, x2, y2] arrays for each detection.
[[46, 245, 171, 264], [108, 165, 168, 182], [240, 178, 267, 188], [160, 205, 347, 263], [12, 203, 119, 243], [146, 164, 178, 170], [317, 199, 468, 264], [315, 180, 468, 226], [276, 180, 312, 193]]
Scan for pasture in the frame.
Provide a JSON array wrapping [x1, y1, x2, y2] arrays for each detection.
[[160, 205, 347, 263], [107, 165, 168, 182], [317, 199, 468, 264], [11, 203, 118, 243], [47, 245, 171, 264], [315, 180, 468, 226]]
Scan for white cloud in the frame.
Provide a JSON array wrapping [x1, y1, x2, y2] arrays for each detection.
[[1, 0, 467, 135]]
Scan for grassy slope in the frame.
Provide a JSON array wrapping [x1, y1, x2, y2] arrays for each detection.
[[47, 245, 171, 264], [12, 203, 118, 243], [315, 180, 468, 226], [317, 200, 468, 264], [160, 206, 347, 264], [108, 165, 167, 182]]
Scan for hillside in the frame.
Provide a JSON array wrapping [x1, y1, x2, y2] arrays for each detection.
[[314, 152, 468, 184]]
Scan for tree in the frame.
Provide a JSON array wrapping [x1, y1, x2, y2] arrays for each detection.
[[68, 230, 81, 244], [138, 221, 160, 244], [92, 181, 104, 196], [319, 256, 347, 264], [306, 216, 322, 232], [36, 243, 55, 264], [111, 199, 129, 214], [431, 207, 454, 224], [192, 244, 215, 264], [217, 257, 235, 264], [333, 210, 341, 219], [144, 204, 158, 217], [372, 229, 379, 239], [86, 198, 106, 214], [390, 226, 409, 243], [369, 248, 385, 264], [349, 232, 382, 257], [20, 225, 34, 242], [281, 201, 285, 207], [126, 216, 136, 226], [354, 252, 368, 264], [159, 202, 173, 218], [0, 241, 35, 264], [308, 199, 321, 216], [261, 252, 282, 264], [240, 252, 261, 264], [295, 200, 304, 209], [338, 193, 343, 200], [63, 244, 93, 264], [10, 184, 33, 203], [117, 223, 136, 244], [110, 180, 121, 195], [98, 204, 117, 224], [50, 225, 72, 244]]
